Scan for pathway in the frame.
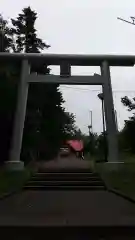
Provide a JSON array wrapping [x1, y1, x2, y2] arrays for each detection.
[[37, 156, 92, 171], [1, 157, 135, 236], [1, 189, 135, 226]]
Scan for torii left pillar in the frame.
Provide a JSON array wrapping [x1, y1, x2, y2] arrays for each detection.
[[6, 60, 29, 170]]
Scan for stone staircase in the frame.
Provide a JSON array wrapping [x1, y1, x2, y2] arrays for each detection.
[[24, 168, 106, 190]]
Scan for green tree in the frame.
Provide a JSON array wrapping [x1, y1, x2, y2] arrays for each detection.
[[120, 96, 135, 153], [0, 8, 78, 163], [10, 6, 73, 161], [62, 112, 76, 139], [11, 7, 50, 53], [0, 14, 13, 52], [121, 96, 135, 111], [0, 14, 20, 164], [62, 112, 87, 141], [96, 132, 106, 158]]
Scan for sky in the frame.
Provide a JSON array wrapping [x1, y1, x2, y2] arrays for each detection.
[[1, 0, 135, 134]]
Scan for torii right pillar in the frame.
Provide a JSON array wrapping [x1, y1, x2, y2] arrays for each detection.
[[101, 61, 119, 163]]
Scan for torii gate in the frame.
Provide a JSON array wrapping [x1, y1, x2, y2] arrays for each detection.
[[1, 53, 134, 170]]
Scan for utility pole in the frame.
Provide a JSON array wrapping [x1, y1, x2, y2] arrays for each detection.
[[98, 93, 107, 162], [115, 110, 118, 132], [88, 110, 92, 136], [88, 110, 93, 156], [117, 16, 135, 26], [98, 93, 106, 134]]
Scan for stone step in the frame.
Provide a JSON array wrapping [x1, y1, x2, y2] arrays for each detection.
[[38, 168, 93, 173], [24, 185, 106, 190], [31, 176, 101, 181], [25, 170, 105, 191], [31, 173, 100, 181], [25, 180, 105, 186], [33, 172, 99, 176]]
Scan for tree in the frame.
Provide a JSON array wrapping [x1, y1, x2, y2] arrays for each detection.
[[61, 112, 88, 141], [11, 7, 50, 53], [120, 96, 135, 153], [0, 14, 13, 52], [96, 132, 107, 159], [0, 15, 20, 164], [62, 112, 76, 139], [10, 7, 74, 161], [0, 8, 79, 163], [121, 96, 135, 111]]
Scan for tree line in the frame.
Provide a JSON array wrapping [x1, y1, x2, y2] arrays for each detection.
[[89, 96, 135, 162], [0, 6, 83, 165], [119, 96, 135, 156]]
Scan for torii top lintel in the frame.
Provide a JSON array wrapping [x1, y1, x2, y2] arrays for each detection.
[[0, 52, 135, 66]]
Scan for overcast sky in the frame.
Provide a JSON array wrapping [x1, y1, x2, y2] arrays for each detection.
[[1, 0, 135, 134]]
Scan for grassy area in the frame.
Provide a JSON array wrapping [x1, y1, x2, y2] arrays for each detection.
[[95, 160, 135, 200], [0, 164, 35, 197]]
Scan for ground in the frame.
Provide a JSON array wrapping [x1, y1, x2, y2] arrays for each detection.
[[37, 155, 92, 170], [1, 189, 135, 226], [96, 161, 135, 200], [0, 157, 135, 228], [0, 167, 30, 197]]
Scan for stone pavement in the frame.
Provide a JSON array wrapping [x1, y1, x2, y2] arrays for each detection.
[[0, 157, 135, 228], [0, 190, 135, 226], [37, 156, 92, 171]]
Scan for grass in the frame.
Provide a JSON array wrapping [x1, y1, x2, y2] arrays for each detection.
[[95, 159, 135, 200], [0, 163, 35, 197]]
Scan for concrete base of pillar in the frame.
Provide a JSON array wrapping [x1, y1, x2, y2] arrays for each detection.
[[5, 161, 24, 171], [103, 162, 124, 171]]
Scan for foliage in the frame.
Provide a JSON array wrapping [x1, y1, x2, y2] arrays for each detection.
[[0, 167, 31, 197], [63, 112, 76, 139], [121, 96, 135, 111], [120, 96, 135, 154], [0, 15, 20, 164], [63, 112, 84, 140], [80, 132, 98, 156], [10, 6, 77, 161], [0, 64, 20, 163], [0, 8, 79, 163], [11, 6, 50, 53], [93, 132, 107, 160], [96, 162, 135, 201], [0, 14, 13, 52]]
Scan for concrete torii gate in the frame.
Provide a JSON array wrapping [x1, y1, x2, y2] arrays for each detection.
[[1, 53, 134, 170]]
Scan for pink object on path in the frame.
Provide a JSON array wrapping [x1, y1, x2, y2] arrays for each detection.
[[67, 140, 84, 151]]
